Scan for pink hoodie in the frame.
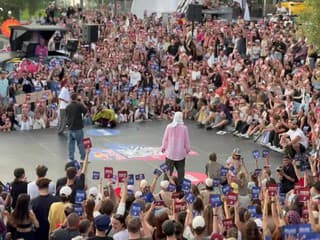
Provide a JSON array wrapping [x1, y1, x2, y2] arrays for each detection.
[[161, 113, 191, 160]]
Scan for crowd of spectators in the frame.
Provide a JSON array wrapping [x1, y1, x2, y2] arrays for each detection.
[[0, 1, 320, 239]]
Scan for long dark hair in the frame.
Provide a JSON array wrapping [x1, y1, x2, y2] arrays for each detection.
[[12, 194, 30, 223]]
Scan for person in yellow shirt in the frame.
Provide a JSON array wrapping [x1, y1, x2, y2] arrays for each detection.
[[48, 186, 73, 233]]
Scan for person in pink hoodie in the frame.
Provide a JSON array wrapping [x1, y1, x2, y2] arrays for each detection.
[[161, 111, 191, 187]]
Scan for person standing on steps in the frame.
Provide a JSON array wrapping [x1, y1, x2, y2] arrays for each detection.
[[66, 93, 87, 162], [161, 111, 191, 189]]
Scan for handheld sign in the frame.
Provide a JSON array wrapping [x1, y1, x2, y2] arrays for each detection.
[[222, 184, 232, 195], [160, 163, 169, 173], [104, 167, 113, 179], [167, 183, 176, 192], [182, 179, 192, 192], [128, 174, 134, 185], [262, 149, 270, 158], [222, 218, 234, 230], [254, 169, 262, 175], [92, 171, 100, 180], [153, 168, 162, 176], [174, 201, 186, 213], [130, 203, 142, 217], [226, 192, 238, 206], [220, 167, 228, 176], [248, 206, 257, 218], [251, 186, 261, 200], [112, 175, 117, 184], [267, 183, 278, 197], [118, 171, 128, 183], [154, 200, 165, 207], [4, 183, 10, 193], [74, 205, 83, 216], [82, 137, 93, 149], [185, 192, 196, 204], [75, 190, 86, 204], [135, 174, 145, 181], [213, 178, 220, 187], [252, 150, 260, 159], [298, 187, 310, 202], [210, 194, 222, 207]]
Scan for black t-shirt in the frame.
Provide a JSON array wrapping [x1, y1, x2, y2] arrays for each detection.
[[56, 174, 85, 204], [66, 101, 87, 130], [10, 180, 28, 209], [31, 194, 59, 240], [281, 163, 298, 186]]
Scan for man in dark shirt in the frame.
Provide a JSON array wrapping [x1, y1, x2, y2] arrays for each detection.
[[10, 168, 28, 209], [278, 156, 298, 194], [49, 213, 80, 240], [31, 178, 59, 240], [66, 93, 87, 161]]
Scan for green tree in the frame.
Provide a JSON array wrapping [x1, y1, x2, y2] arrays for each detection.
[[298, 0, 320, 48]]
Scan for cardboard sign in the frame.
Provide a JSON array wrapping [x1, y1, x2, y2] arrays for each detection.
[[185, 192, 196, 204], [298, 187, 310, 202], [220, 167, 228, 176], [128, 174, 134, 185], [130, 203, 142, 217], [160, 163, 169, 173], [82, 137, 92, 149], [222, 218, 234, 230], [92, 171, 100, 180], [182, 179, 192, 192], [222, 184, 232, 195], [267, 183, 278, 196], [75, 190, 86, 204], [104, 167, 113, 179], [118, 171, 128, 183], [16, 90, 52, 105], [135, 174, 145, 181], [167, 183, 176, 192], [210, 194, 222, 207], [252, 150, 260, 159], [226, 192, 238, 206]]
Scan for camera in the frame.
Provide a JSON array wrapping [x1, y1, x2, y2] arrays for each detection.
[[276, 166, 283, 172]]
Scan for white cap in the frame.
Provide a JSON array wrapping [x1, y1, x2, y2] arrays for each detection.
[[135, 191, 142, 198], [192, 216, 205, 229], [160, 180, 169, 190], [60, 186, 72, 197], [205, 178, 213, 187], [140, 179, 148, 189], [127, 185, 135, 191], [88, 187, 98, 197]]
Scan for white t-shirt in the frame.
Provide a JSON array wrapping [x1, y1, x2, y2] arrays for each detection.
[[287, 128, 309, 148], [58, 87, 70, 110], [129, 70, 141, 87], [27, 181, 56, 199], [113, 229, 129, 240]]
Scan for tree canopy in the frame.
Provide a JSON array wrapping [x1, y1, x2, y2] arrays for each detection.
[[298, 0, 320, 48]]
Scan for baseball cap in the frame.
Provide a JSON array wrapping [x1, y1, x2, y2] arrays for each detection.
[[192, 216, 205, 229], [59, 186, 72, 197], [205, 178, 213, 187], [232, 148, 241, 156], [160, 180, 169, 190], [88, 187, 98, 197], [135, 191, 143, 198], [94, 214, 111, 231]]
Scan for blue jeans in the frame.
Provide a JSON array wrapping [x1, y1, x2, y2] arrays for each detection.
[[68, 129, 85, 161]]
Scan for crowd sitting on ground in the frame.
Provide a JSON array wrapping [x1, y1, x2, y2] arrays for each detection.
[[1, 147, 320, 240]]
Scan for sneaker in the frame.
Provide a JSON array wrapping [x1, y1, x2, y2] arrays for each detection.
[[243, 134, 250, 139], [233, 130, 239, 136]]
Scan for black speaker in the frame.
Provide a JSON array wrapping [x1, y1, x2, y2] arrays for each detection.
[[67, 39, 79, 52], [82, 24, 99, 43], [187, 4, 203, 22]]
